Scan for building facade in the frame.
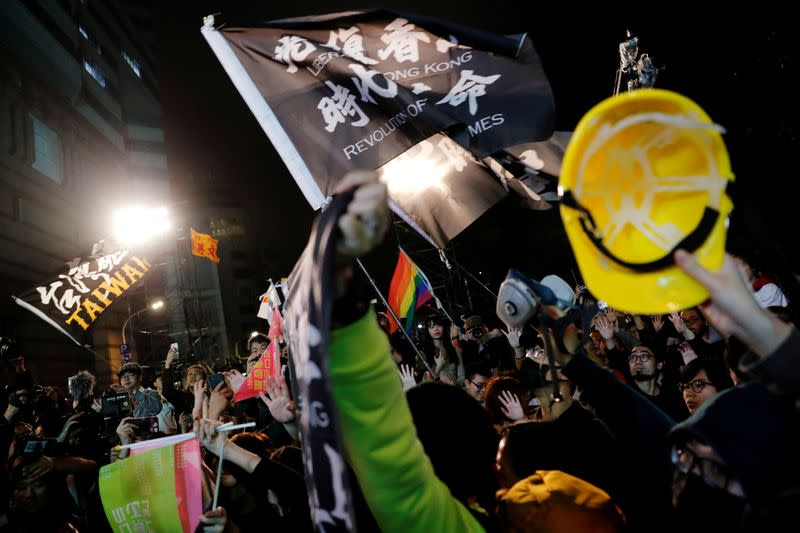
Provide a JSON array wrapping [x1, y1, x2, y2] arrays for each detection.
[[0, 0, 194, 387]]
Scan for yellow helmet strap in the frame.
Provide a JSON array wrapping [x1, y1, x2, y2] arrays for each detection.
[[560, 184, 731, 272]]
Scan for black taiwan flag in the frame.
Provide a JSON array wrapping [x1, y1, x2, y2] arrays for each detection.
[[13, 249, 154, 345], [203, 9, 556, 246]]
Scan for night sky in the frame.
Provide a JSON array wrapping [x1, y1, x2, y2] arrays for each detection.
[[154, 3, 800, 316]]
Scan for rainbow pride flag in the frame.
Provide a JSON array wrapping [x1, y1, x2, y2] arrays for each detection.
[[388, 249, 434, 334]]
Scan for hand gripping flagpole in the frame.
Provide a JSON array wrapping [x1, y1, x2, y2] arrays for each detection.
[[355, 259, 436, 377]]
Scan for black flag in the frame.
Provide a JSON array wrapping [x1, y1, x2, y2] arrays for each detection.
[[283, 192, 356, 531], [202, 9, 555, 246], [13, 249, 155, 345]]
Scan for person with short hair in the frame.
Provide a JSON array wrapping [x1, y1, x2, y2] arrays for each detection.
[[677, 359, 733, 415], [117, 362, 162, 418]]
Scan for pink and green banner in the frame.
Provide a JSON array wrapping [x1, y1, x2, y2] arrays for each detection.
[[99, 438, 202, 533]]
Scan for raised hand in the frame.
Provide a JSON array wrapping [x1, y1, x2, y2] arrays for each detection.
[[675, 250, 793, 357], [677, 341, 699, 366], [223, 369, 245, 394], [115, 417, 135, 445], [434, 351, 447, 373], [335, 171, 390, 259], [594, 314, 615, 340], [192, 380, 206, 420], [450, 324, 464, 349], [668, 313, 695, 340], [207, 381, 232, 421], [258, 375, 297, 423], [196, 418, 228, 454], [397, 364, 417, 392], [165, 346, 179, 368], [502, 328, 523, 348], [498, 390, 525, 421], [652, 314, 664, 333]]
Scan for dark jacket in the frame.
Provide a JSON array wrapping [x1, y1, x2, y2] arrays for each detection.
[[670, 381, 800, 503], [561, 353, 676, 530], [160, 366, 194, 417]]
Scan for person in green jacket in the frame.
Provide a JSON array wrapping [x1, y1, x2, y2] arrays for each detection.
[[327, 171, 490, 531]]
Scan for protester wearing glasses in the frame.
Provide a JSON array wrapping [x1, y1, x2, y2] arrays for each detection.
[[677, 307, 725, 360], [628, 345, 689, 421], [463, 362, 492, 402], [677, 359, 733, 415]]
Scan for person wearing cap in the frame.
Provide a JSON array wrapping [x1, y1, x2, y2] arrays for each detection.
[[498, 470, 626, 533], [118, 362, 163, 418]]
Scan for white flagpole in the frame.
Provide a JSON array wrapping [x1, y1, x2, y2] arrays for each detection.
[[201, 16, 327, 209], [13, 296, 82, 346]]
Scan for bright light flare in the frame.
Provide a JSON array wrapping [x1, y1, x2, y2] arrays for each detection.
[[112, 206, 171, 245]]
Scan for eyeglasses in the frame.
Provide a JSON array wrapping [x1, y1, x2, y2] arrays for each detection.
[[628, 352, 653, 363], [681, 315, 703, 324], [670, 445, 733, 492], [678, 379, 715, 394], [467, 379, 487, 391]]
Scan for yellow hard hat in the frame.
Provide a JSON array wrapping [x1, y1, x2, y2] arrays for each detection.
[[559, 89, 734, 314]]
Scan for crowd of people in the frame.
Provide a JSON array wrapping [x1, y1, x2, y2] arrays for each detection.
[[0, 174, 798, 532]]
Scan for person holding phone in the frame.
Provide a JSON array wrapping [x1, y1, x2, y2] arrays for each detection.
[[163, 343, 210, 420]]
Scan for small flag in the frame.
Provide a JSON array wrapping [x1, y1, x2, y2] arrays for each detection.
[[190, 228, 220, 263], [257, 281, 282, 321], [388, 249, 433, 334], [233, 342, 281, 402]]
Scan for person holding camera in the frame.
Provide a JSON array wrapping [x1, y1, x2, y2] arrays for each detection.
[[117, 362, 162, 418], [461, 315, 515, 372]]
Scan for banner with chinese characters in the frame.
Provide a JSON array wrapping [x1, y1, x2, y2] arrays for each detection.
[[99, 438, 202, 533], [203, 9, 556, 246], [13, 249, 155, 345], [191, 228, 220, 263]]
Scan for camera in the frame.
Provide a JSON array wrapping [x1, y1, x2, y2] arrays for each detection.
[[14, 435, 62, 465], [8, 385, 45, 409], [101, 391, 132, 419], [22, 437, 58, 457]]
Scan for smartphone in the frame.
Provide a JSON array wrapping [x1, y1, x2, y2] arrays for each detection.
[[129, 416, 159, 439], [170, 342, 179, 353], [206, 373, 227, 392]]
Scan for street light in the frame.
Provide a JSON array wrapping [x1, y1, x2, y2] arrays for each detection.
[[122, 299, 165, 345], [112, 206, 171, 245]]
